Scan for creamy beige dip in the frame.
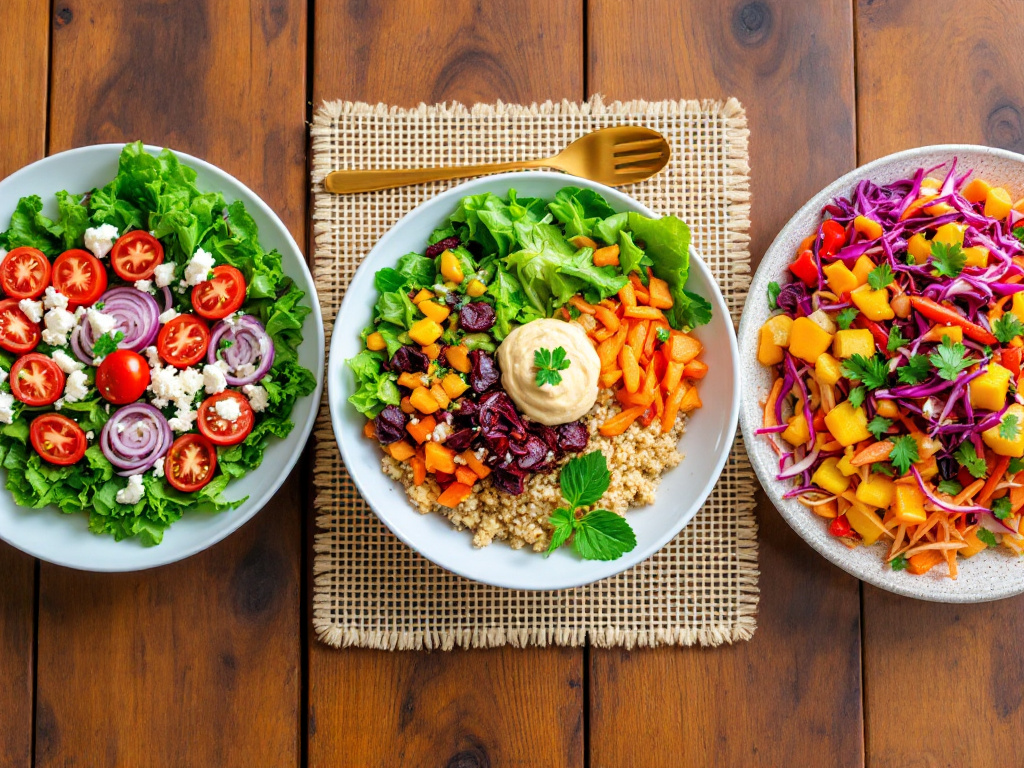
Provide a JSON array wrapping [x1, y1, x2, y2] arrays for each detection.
[[496, 318, 601, 425]]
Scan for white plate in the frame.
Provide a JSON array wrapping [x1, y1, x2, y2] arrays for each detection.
[[0, 144, 324, 571], [328, 172, 739, 590], [739, 144, 1024, 602]]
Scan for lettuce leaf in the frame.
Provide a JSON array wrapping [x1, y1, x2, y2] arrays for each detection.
[[547, 187, 617, 239]]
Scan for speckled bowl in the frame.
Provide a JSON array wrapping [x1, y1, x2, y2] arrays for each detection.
[[739, 144, 1024, 602]]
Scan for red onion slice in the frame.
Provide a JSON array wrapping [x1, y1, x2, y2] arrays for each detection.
[[72, 287, 161, 363], [100, 403, 173, 476], [208, 314, 275, 386]]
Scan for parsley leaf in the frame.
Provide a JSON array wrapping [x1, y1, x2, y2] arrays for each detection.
[[92, 330, 125, 359], [767, 281, 781, 310], [835, 307, 859, 330], [559, 451, 610, 509], [571, 510, 638, 561], [1000, 414, 1020, 441], [841, 353, 890, 390], [937, 479, 963, 496], [568, 304, 581, 320], [848, 385, 867, 409], [867, 415, 893, 440], [977, 527, 999, 547], [890, 554, 908, 571], [656, 327, 670, 344], [887, 325, 907, 353], [992, 496, 1013, 520], [896, 354, 931, 385], [929, 337, 972, 382], [535, 346, 571, 387], [867, 263, 895, 290], [930, 241, 967, 279], [993, 313, 1024, 344], [954, 441, 988, 479], [1014, 226, 1024, 247], [1010, 457, 1024, 475], [888, 434, 919, 476]]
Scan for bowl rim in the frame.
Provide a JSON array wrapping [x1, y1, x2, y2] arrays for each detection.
[[739, 142, 1024, 603], [0, 142, 326, 571], [327, 170, 741, 590]]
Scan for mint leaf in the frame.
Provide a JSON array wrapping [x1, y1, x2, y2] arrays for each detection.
[[931, 241, 967, 279], [897, 354, 931, 385], [767, 281, 781, 310], [929, 337, 972, 382], [545, 507, 575, 556], [91, 330, 125, 359], [993, 313, 1024, 344], [937, 479, 962, 496], [559, 451, 610, 509], [571, 509, 638, 561], [992, 496, 1013, 520], [835, 307, 858, 330], [867, 415, 893, 440], [977, 527, 999, 547], [867, 263, 895, 290], [954, 441, 988, 479], [890, 554, 908, 571], [535, 346, 571, 387], [888, 434, 919, 476]]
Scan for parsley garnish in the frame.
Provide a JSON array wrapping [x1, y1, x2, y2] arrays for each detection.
[[841, 353, 890, 390], [896, 354, 931, 385], [887, 325, 907, 353], [835, 307, 859, 330], [92, 330, 125, 358], [546, 452, 637, 561], [977, 527, 999, 547], [219, 338, 234, 350], [656, 327, 671, 344], [1014, 226, 1024, 247], [535, 346, 571, 387], [767, 281, 781, 310], [929, 337, 972, 382], [992, 496, 1013, 520], [867, 415, 893, 440], [867, 263, 895, 290], [1000, 414, 1021, 441], [937, 479, 962, 496], [930, 241, 967, 279], [568, 305, 581, 320], [993, 313, 1024, 344], [954, 441, 988, 479], [888, 434, 919, 476], [890, 554, 908, 571], [848, 385, 867, 409]]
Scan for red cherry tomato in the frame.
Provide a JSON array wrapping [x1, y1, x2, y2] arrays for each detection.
[[9, 353, 65, 406], [197, 390, 254, 446], [157, 314, 210, 368], [0, 246, 51, 299], [0, 299, 40, 354], [828, 515, 853, 538], [164, 433, 217, 492], [51, 249, 108, 307], [191, 265, 246, 320], [110, 231, 164, 281], [29, 413, 87, 466], [95, 350, 151, 404]]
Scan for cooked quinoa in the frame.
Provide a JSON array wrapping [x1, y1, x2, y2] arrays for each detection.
[[382, 393, 687, 551]]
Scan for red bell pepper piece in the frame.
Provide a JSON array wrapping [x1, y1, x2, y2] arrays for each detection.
[[789, 249, 819, 286], [908, 296, 997, 345], [828, 515, 852, 538], [1002, 346, 1021, 378], [820, 219, 847, 257]]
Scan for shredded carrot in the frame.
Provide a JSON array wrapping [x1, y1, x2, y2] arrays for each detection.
[[569, 296, 597, 315], [977, 455, 1011, 506], [764, 378, 784, 428]]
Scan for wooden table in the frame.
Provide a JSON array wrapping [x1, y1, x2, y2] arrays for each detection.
[[2, 1, 1022, 765]]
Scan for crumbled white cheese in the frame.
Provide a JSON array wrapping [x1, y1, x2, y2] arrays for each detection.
[[0, 368, 8, 385], [17, 299, 42, 323], [144, 346, 161, 368], [148, 366, 182, 409], [158, 308, 179, 324], [153, 458, 165, 478], [409, 416, 419, 425], [241, 384, 268, 412], [134, 279, 153, 293], [50, 350, 83, 374], [83, 224, 119, 259], [41, 307, 76, 347], [115, 474, 145, 505], [203, 363, 228, 395], [63, 370, 89, 403], [42, 287, 69, 311], [178, 367, 204, 398], [92, 356, 105, 367], [234, 362, 257, 380], [431, 422, 451, 443], [53, 398, 64, 411], [168, 405, 197, 433], [0, 392, 15, 424], [153, 262, 176, 288], [214, 397, 241, 421], [184, 247, 215, 286], [85, 431, 94, 441], [474, 447, 486, 460], [86, 307, 116, 337], [453, 454, 467, 465]]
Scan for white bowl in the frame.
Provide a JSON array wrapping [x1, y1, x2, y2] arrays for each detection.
[[739, 144, 1024, 602], [0, 144, 325, 571], [328, 171, 739, 590]]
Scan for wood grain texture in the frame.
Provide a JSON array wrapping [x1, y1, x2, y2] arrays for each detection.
[[588, 2, 864, 765], [35, 1, 308, 766], [0, 1, 48, 765], [309, 1, 585, 766], [857, 2, 1024, 766]]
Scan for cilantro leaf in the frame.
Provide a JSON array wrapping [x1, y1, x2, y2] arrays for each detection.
[[656, 326, 670, 344], [767, 281, 781, 310], [872, 462, 894, 477], [867, 263, 895, 290], [929, 337, 972, 382], [992, 496, 1013, 520], [867, 415, 893, 440], [896, 354, 931, 385], [887, 324, 907, 353], [1000, 414, 1020, 441], [535, 346, 571, 387], [993, 313, 1024, 344], [848, 385, 867, 409], [559, 451, 611, 509], [937, 479, 962, 496], [888, 434, 919, 476], [977, 527, 999, 547], [954, 441, 988, 479], [91, 330, 125, 359], [930, 241, 967, 279], [545, 507, 575, 556], [890, 554, 908, 571], [835, 307, 858, 330], [841, 353, 890, 390], [1010, 457, 1024, 475], [570, 509, 638, 561]]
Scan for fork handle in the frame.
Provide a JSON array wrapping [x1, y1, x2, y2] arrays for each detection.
[[323, 158, 550, 194]]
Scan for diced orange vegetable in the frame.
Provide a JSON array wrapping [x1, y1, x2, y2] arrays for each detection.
[[455, 465, 479, 486], [599, 405, 646, 436], [363, 420, 376, 439], [666, 333, 702, 364], [594, 306, 620, 332], [813, 499, 839, 519], [397, 371, 428, 389], [439, 250, 464, 284], [400, 396, 415, 414], [570, 235, 599, 249], [424, 442, 457, 474], [459, 450, 492, 479], [597, 326, 628, 370], [626, 319, 648, 352], [623, 305, 664, 321], [387, 441, 416, 461], [798, 235, 817, 252], [662, 361, 685, 393], [628, 273, 650, 303], [679, 385, 702, 413], [593, 244, 620, 267], [441, 373, 470, 399], [436, 482, 473, 508], [682, 360, 708, 380], [569, 296, 598, 315], [410, 386, 440, 414], [411, 288, 434, 304], [429, 383, 451, 409], [366, 331, 386, 351], [618, 283, 637, 309], [446, 345, 471, 373], [662, 384, 685, 433], [418, 299, 450, 323], [599, 370, 623, 388], [406, 415, 437, 444], [908, 550, 945, 575], [653, 385, 664, 417], [422, 343, 441, 360], [647, 275, 674, 309], [593, 326, 615, 343], [410, 455, 427, 486], [619, 345, 641, 393], [643, 321, 663, 362]]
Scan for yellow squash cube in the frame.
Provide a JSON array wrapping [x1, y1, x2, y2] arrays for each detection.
[[408, 318, 444, 346], [853, 216, 883, 241], [985, 187, 1013, 220], [815, 352, 843, 385], [893, 483, 927, 524], [982, 403, 1024, 457], [962, 246, 989, 268], [844, 501, 887, 545], [823, 262, 860, 295], [852, 256, 876, 285], [824, 401, 872, 447], [907, 233, 932, 264], [811, 457, 850, 496], [832, 329, 875, 359], [782, 413, 810, 447], [875, 399, 898, 419], [758, 314, 794, 366], [789, 316, 834, 363], [850, 285, 895, 321], [962, 178, 991, 204], [933, 222, 967, 246], [856, 473, 896, 509], [969, 362, 1012, 412]]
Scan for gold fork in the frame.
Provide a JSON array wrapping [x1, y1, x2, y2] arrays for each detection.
[[323, 126, 670, 194]]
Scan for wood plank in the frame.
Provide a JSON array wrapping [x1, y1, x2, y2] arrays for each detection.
[[34, 2, 308, 766], [0, 1, 49, 766], [588, 2, 864, 765], [308, 2, 584, 766], [857, 3, 1024, 766]]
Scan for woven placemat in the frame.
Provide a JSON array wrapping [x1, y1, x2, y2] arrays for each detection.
[[310, 96, 759, 650]]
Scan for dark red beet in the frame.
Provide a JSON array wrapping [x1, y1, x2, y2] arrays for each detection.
[[516, 435, 551, 470], [389, 345, 429, 374], [469, 350, 500, 392], [459, 302, 496, 332], [374, 405, 407, 445], [485, 434, 509, 460], [528, 422, 561, 454], [478, 390, 525, 434], [556, 421, 589, 452], [445, 428, 476, 452], [491, 467, 525, 495], [425, 235, 461, 258], [452, 398, 479, 423], [445, 291, 466, 311]]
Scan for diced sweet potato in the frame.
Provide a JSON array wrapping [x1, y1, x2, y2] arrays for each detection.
[[436, 482, 473, 508]]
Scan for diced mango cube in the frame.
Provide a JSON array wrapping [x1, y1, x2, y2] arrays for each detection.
[[408, 318, 443, 346], [366, 331, 386, 351], [782, 413, 810, 447], [441, 373, 469, 399], [815, 352, 843, 386], [409, 386, 440, 414], [1012, 293, 1024, 325], [907, 233, 932, 264], [933, 222, 967, 246], [893, 483, 927, 524], [969, 362, 1012, 412], [439, 250, 465, 284], [852, 256, 876, 285], [925, 201, 956, 216], [824, 401, 872, 447], [875, 399, 898, 419], [962, 178, 991, 204], [853, 216, 883, 241], [418, 299, 450, 324], [850, 284, 894, 321], [960, 528, 991, 558], [962, 246, 989, 268], [789, 316, 834, 363], [758, 314, 794, 365], [811, 457, 850, 496], [915, 455, 939, 481], [985, 187, 1013, 220], [932, 325, 963, 343], [411, 288, 434, 305], [856, 473, 896, 509], [466, 279, 487, 297], [844, 500, 887, 545], [982, 403, 1024, 457], [832, 329, 875, 359], [837, 448, 859, 477], [823, 262, 860, 295]]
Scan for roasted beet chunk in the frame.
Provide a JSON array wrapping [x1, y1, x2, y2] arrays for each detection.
[[469, 350, 500, 392], [516, 435, 551, 470], [425, 235, 461, 259], [445, 427, 476, 452], [374, 405, 407, 445], [491, 467, 525, 495], [478, 391, 526, 435], [528, 422, 561, 454], [557, 421, 590, 452], [389, 345, 429, 374], [452, 398, 479, 423], [459, 302, 496, 332]]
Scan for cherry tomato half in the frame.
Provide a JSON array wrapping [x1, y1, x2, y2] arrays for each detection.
[[191, 265, 246, 320], [0, 247, 51, 299], [52, 249, 108, 307], [10, 353, 65, 406], [0, 299, 40, 354], [157, 314, 210, 368], [197, 390, 254, 446], [110, 230, 164, 281], [95, 350, 151, 404], [164, 433, 217, 492], [30, 413, 87, 466]]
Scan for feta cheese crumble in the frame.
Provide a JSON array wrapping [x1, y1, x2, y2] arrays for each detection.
[[158, 308, 179, 324], [134, 279, 153, 292], [42, 307, 76, 346], [0, 392, 15, 425], [18, 299, 42, 323], [241, 384, 268, 412], [42, 287, 69, 311], [83, 224, 119, 259], [63, 370, 89, 404], [144, 346, 161, 368], [153, 262, 176, 288], [86, 307, 117, 337], [214, 397, 241, 421], [203, 362, 228, 395], [153, 458, 165, 479], [115, 474, 145, 505], [51, 349, 84, 374], [184, 247, 215, 286], [168, 405, 197, 433]]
